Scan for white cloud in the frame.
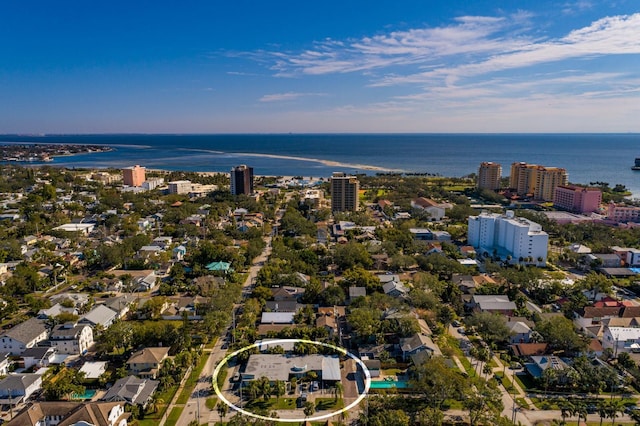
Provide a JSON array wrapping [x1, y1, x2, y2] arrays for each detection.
[[259, 92, 326, 102]]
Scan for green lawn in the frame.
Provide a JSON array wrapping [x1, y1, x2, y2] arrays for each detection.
[[273, 397, 297, 410], [176, 352, 210, 404], [314, 397, 344, 411], [166, 406, 185, 424], [205, 397, 218, 410], [382, 368, 403, 376]]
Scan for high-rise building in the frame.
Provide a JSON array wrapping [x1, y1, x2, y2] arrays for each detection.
[[509, 162, 568, 201], [477, 162, 502, 190], [122, 165, 146, 187], [230, 165, 254, 195], [468, 210, 548, 265], [553, 185, 602, 214], [330, 172, 359, 212]]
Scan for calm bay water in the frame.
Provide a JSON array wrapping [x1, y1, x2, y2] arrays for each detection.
[[1, 133, 640, 197]]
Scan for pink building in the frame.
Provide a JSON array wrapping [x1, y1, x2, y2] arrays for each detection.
[[607, 202, 640, 223], [553, 185, 601, 214], [122, 165, 146, 187]]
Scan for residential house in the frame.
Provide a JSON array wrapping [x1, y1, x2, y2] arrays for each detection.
[[80, 305, 119, 329], [585, 253, 622, 268], [0, 318, 49, 355], [509, 343, 549, 358], [469, 295, 516, 316], [101, 376, 159, 408], [363, 359, 381, 378], [453, 274, 478, 294], [264, 301, 301, 313], [173, 245, 186, 261], [358, 344, 386, 360], [410, 197, 452, 221], [348, 287, 367, 302], [602, 326, 640, 354], [242, 354, 341, 386], [315, 307, 344, 338], [506, 321, 532, 344], [524, 355, 571, 380], [21, 347, 57, 369], [161, 296, 206, 320], [37, 303, 78, 319], [378, 274, 409, 298], [398, 333, 442, 361], [126, 347, 170, 379], [103, 294, 136, 320], [261, 312, 295, 324], [151, 236, 173, 249], [49, 323, 94, 355], [7, 401, 130, 426], [50, 292, 90, 310], [0, 373, 43, 403], [134, 273, 157, 292], [272, 286, 305, 301], [137, 245, 163, 258], [79, 361, 109, 380], [574, 305, 640, 336]]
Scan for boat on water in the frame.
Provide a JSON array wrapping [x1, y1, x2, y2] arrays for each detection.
[[633, 158, 640, 170]]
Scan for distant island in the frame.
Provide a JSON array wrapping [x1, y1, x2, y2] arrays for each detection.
[[0, 143, 113, 163]]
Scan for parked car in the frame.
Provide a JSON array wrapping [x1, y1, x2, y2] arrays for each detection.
[[457, 327, 466, 335], [297, 393, 308, 408], [452, 320, 461, 327]]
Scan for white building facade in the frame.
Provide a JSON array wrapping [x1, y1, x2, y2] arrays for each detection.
[[468, 211, 548, 266]]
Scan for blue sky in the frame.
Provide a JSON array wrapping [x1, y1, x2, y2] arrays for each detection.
[[1, 0, 639, 133]]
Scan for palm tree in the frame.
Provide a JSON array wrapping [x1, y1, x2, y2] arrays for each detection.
[[573, 400, 588, 425], [147, 395, 158, 414], [560, 400, 575, 425], [258, 376, 272, 401], [273, 380, 286, 402], [598, 399, 608, 426], [216, 401, 228, 424], [334, 382, 344, 402], [606, 399, 624, 426], [303, 401, 316, 418]]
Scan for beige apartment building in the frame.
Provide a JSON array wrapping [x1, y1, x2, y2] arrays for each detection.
[[477, 162, 502, 190], [510, 162, 567, 201]]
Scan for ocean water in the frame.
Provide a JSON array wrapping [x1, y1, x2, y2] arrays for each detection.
[[1, 133, 639, 196]]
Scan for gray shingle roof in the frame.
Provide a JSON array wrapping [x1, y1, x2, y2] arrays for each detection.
[[101, 376, 158, 406], [1, 318, 48, 345]]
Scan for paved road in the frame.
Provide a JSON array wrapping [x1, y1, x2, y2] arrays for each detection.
[[448, 325, 638, 426], [172, 209, 281, 426]]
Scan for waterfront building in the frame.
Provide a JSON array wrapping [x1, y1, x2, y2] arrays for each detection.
[[553, 185, 602, 213], [230, 165, 254, 195], [510, 162, 568, 201], [122, 165, 146, 187], [477, 162, 502, 190], [468, 211, 548, 266], [607, 202, 640, 223], [167, 180, 192, 195], [330, 172, 359, 212]]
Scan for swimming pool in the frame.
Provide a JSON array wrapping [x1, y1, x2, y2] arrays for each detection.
[[369, 380, 410, 389], [72, 389, 97, 400]]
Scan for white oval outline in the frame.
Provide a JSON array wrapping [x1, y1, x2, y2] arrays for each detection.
[[212, 338, 371, 423]]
